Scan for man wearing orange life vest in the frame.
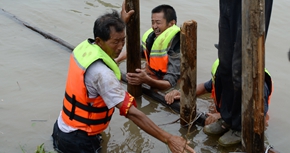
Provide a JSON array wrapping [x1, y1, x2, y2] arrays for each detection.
[[165, 57, 273, 127], [115, 4, 181, 91], [51, 2, 195, 153]]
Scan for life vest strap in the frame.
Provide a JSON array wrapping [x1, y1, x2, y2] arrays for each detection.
[[69, 95, 77, 120], [65, 92, 109, 113], [63, 105, 113, 125], [148, 66, 166, 79]]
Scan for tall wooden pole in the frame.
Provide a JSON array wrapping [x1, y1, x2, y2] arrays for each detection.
[[242, 0, 265, 152], [125, 0, 142, 97], [180, 20, 197, 126]]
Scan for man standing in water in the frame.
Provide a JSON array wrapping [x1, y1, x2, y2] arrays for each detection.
[[51, 2, 195, 153], [115, 4, 181, 91], [203, 0, 273, 146]]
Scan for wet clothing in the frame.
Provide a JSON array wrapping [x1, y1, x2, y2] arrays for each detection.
[[204, 75, 271, 116], [141, 27, 181, 87], [208, 59, 273, 116], [61, 39, 119, 136], [217, 0, 273, 131], [142, 25, 180, 74], [52, 39, 129, 153], [52, 120, 102, 153]]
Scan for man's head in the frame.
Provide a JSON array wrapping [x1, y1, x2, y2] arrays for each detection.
[[151, 4, 177, 38], [94, 10, 126, 58]]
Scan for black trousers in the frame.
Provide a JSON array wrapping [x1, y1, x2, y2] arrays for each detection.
[[52, 121, 102, 153], [217, 0, 273, 131]]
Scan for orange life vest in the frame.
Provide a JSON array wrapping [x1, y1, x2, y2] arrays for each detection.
[[61, 39, 121, 136], [142, 25, 180, 78], [210, 59, 273, 109]]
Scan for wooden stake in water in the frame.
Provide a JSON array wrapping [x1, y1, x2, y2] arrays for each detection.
[[125, 0, 142, 97], [242, 0, 265, 152], [180, 20, 197, 127]]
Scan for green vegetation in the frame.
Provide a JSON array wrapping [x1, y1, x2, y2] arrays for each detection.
[[20, 143, 56, 153]]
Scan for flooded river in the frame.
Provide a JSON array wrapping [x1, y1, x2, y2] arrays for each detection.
[[0, 0, 289, 152]]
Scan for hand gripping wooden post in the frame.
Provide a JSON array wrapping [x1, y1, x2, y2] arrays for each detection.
[[125, 0, 142, 97], [242, 0, 266, 152], [180, 20, 197, 127]]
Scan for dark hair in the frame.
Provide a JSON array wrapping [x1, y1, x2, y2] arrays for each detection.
[[151, 4, 177, 24], [93, 9, 125, 41]]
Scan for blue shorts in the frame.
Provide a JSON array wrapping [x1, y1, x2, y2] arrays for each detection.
[[52, 121, 102, 153]]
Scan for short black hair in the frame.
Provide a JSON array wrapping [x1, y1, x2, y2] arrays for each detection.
[[93, 9, 125, 41], [151, 4, 177, 24]]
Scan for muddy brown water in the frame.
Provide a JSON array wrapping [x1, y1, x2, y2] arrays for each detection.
[[0, 0, 289, 152]]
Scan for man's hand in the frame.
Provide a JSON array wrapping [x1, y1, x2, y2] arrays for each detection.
[[126, 68, 149, 85], [204, 113, 221, 125], [167, 135, 196, 153], [124, 104, 196, 153], [121, 0, 135, 23], [165, 89, 180, 104]]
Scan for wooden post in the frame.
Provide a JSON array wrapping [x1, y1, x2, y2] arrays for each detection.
[[242, 0, 265, 152], [180, 20, 197, 126], [125, 0, 142, 97]]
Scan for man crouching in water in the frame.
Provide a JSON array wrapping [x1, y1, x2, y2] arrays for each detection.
[[51, 2, 195, 153]]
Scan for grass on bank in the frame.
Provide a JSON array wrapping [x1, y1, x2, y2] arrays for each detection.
[[20, 143, 57, 153]]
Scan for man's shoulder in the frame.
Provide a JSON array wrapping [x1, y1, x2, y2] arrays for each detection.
[[85, 60, 118, 87], [172, 32, 180, 41], [169, 32, 180, 53], [87, 60, 112, 75]]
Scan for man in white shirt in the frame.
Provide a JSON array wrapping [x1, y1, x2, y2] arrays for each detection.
[[51, 2, 195, 153]]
